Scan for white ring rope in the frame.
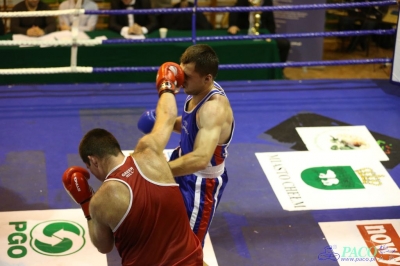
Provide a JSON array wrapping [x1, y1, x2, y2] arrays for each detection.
[[0, 39, 103, 46], [1, 7, 87, 72], [0, 67, 93, 75], [0, 9, 84, 18]]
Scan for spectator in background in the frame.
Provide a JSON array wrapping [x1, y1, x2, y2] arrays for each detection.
[[158, 0, 213, 30], [59, 0, 99, 31], [227, 0, 290, 63], [150, 0, 170, 9], [338, 0, 385, 52], [11, 0, 57, 36], [0, 18, 5, 35], [109, 0, 158, 36]]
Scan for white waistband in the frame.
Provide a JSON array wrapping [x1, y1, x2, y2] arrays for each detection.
[[194, 162, 225, 179]]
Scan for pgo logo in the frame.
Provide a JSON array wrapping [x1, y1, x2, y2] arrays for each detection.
[[30, 220, 86, 256]]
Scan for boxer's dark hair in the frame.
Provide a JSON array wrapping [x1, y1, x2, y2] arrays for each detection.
[[79, 128, 121, 165], [180, 44, 219, 79]]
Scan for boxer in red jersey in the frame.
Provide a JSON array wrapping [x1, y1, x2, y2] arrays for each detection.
[[62, 62, 204, 266]]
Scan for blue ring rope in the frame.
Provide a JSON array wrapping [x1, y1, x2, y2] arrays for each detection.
[[192, 0, 197, 44], [90, 0, 397, 56], [84, 1, 397, 15], [88, 0, 396, 74], [2, 1, 394, 75], [101, 29, 396, 44], [92, 58, 393, 73]]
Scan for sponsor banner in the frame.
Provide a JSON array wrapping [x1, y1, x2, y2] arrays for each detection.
[[319, 219, 400, 265], [123, 150, 219, 266], [295, 126, 389, 161], [0, 208, 219, 266], [255, 150, 400, 211], [261, 112, 400, 169], [0, 209, 107, 266]]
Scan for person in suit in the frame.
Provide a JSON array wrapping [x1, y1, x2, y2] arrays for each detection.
[[227, 0, 290, 63], [158, 0, 213, 30], [0, 18, 5, 35], [338, 0, 386, 52], [109, 0, 159, 36], [10, 0, 57, 36]]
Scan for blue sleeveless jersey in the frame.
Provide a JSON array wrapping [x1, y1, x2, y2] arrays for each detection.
[[180, 81, 234, 164], [170, 81, 234, 245]]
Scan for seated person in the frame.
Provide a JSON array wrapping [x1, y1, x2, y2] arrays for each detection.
[[338, 0, 385, 52], [227, 0, 290, 63], [0, 18, 4, 35], [10, 0, 57, 37], [109, 0, 158, 36], [158, 0, 213, 30], [150, 0, 170, 8], [58, 0, 99, 31]]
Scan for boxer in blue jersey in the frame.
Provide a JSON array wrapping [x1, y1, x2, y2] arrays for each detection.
[[138, 44, 235, 246]]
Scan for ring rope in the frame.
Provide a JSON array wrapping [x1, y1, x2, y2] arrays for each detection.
[[0, 29, 394, 47], [0, 0, 396, 75], [92, 59, 392, 73], [0, 58, 392, 75], [85, 1, 397, 15], [192, 0, 198, 43], [0, 67, 93, 75], [0, 10, 83, 18], [0, 39, 102, 46], [0, 1, 395, 17], [196, 29, 396, 41]]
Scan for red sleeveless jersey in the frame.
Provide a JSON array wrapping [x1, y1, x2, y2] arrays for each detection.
[[105, 156, 203, 266]]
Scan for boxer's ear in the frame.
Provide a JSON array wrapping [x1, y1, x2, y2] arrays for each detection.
[[204, 74, 212, 84]]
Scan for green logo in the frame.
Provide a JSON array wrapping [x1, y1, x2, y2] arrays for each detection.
[[30, 220, 86, 256], [301, 166, 365, 190]]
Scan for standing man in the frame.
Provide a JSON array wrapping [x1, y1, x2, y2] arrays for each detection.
[[158, 0, 213, 30], [138, 44, 235, 246], [338, 0, 385, 52], [62, 62, 203, 265], [227, 0, 291, 64], [10, 0, 57, 36]]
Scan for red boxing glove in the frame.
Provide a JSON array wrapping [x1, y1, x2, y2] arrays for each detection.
[[62, 166, 94, 220], [156, 62, 184, 97]]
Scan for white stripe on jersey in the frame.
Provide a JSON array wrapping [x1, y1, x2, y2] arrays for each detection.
[[205, 176, 223, 232], [189, 175, 224, 231], [104, 178, 133, 233], [213, 81, 226, 95], [213, 81, 222, 89], [190, 176, 203, 230], [213, 176, 223, 213]]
